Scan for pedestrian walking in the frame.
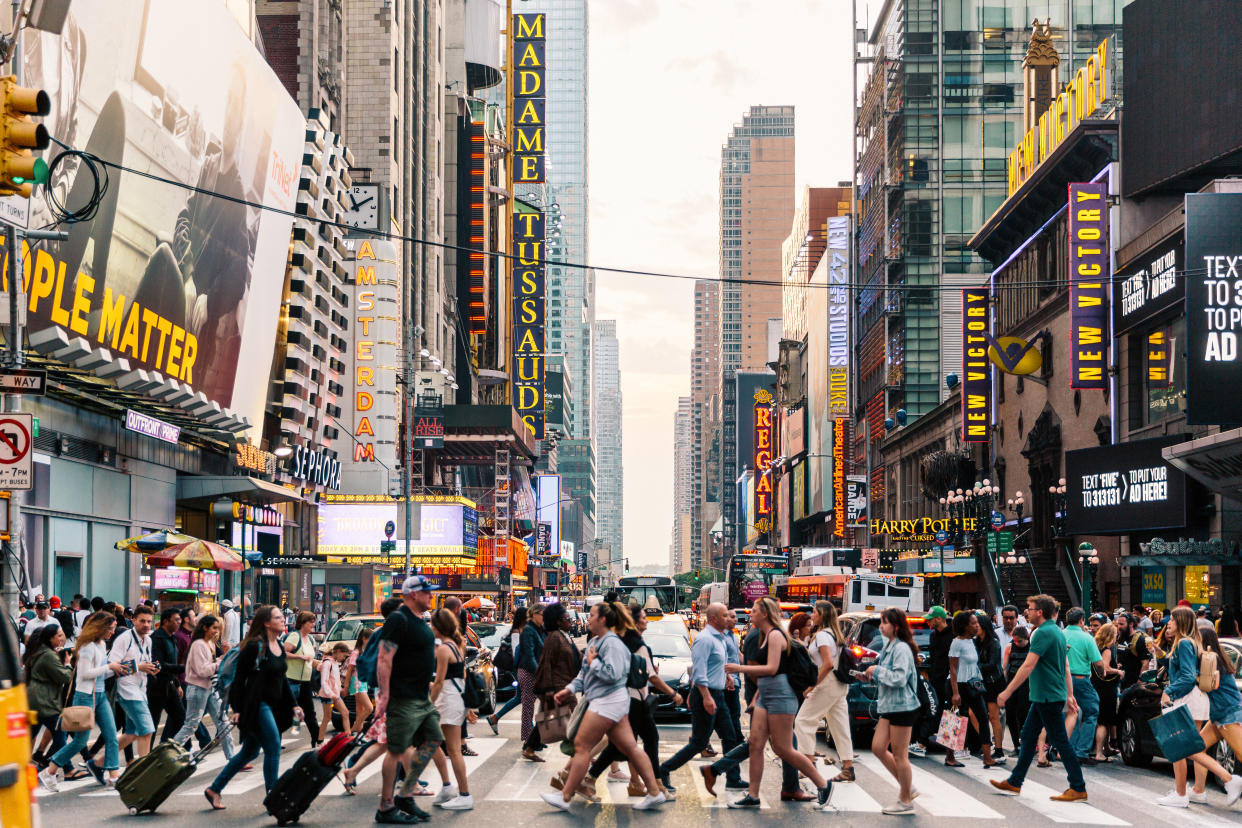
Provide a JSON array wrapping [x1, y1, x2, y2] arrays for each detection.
[[863, 608, 923, 815], [1001, 626, 1031, 755], [168, 614, 235, 760], [924, 606, 952, 753], [722, 596, 832, 810], [316, 642, 352, 742], [283, 611, 322, 746], [660, 602, 743, 795], [788, 612, 812, 645], [541, 601, 666, 812], [990, 594, 1087, 802], [485, 606, 527, 734], [1115, 613, 1155, 689], [203, 605, 304, 809], [1063, 608, 1103, 764], [40, 611, 126, 790], [373, 575, 445, 825], [343, 627, 375, 735], [340, 598, 408, 795], [220, 599, 242, 651], [1173, 625, 1242, 808], [428, 609, 476, 810], [517, 604, 546, 760], [25, 624, 72, 770], [1091, 622, 1123, 762], [976, 614, 1007, 758], [149, 608, 187, 742], [794, 600, 854, 782], [946, 610, 997, 766], [109, 604, 160, 761]]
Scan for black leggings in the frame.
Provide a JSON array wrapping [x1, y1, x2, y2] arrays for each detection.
[[589, 697, 658, 779], [957, 682, 990, 751], [1005, 690, 1029, 750]]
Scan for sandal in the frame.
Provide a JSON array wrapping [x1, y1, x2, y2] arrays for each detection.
[[944, 759, 965, 767], [1037, 759, 1052, 768], [341, 774, 357, 795], [832, 767, 855, 783], [461, 746, 478, 757], [63, 768, 91, 781]]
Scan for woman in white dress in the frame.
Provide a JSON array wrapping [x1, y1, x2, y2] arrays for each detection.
[[430, 609, 476, 811]]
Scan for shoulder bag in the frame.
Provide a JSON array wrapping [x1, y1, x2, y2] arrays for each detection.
[[59, 664, 95, 733], [1198, 651, 1221, 692]]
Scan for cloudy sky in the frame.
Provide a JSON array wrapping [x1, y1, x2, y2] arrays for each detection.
[[588, 0, 862, 567]]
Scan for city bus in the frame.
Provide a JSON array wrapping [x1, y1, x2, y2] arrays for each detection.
[[613, 575, 679, 613], [773, 571, 925, 614], [726, 552, 789, 608], [697, 582, 727, 610]]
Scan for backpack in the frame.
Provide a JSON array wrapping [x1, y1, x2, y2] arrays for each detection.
[[214, 645, 242, 695], [355, 626, 382, 687], [1199, 651, 1221, 692], [493, 636, 516, 672], [627, 651, 649, 690], [784, 638, 819, 700], [833, 638, 859, 685]]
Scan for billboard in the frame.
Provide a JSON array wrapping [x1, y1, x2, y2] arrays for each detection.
[[752, 389, 773, 530], [535, 473, 562, 568], [961, 289, 991, 442], [512, 206, 545, 438], [1185, 193, 1242, 424], [1065, 436, 1187, 535], [512, 14, 546, 184], [1115, 237, 1182, 335], [17, 0, 304, 429], [1068, 182, 1110, 390], [318, 501, 479, 562], [544, 367, 565, 428]]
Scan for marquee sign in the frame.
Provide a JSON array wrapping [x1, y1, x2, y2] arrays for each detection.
[[961, 289, 991, 442], [512, 14, 546, 184], [289, 444, 341, 490], [753, 389, 773, 525], [465, 120, 487, 335], [1068, 182, 1110, 389], [1147, 327, 1171, 388]]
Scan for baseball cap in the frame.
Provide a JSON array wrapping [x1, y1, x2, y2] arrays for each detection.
[[401, 574, 439, 593], [221, 599, 234, 609], [49, 596, 61, 609], [924, 605, 948, 621], [34, 600, 49, 609]]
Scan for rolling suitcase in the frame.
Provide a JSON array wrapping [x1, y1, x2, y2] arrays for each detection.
[[116, 721, 231, 814], [263, 734, 358, 825]]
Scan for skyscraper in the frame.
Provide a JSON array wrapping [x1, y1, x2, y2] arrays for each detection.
[[517, 0, 592, 441], [719, 106, 795, 558], [690, 279, 720, 571], [671, 396, 694, 575], [593, 320, 623, 560]]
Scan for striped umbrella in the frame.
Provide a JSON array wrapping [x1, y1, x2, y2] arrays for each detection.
[[144, 539, 245, 572], [115, 531, 199, 553]]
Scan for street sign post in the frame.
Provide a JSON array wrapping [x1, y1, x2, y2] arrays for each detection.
[[990, 511, 1005, 530], [986, 531, 1015, 556], [0, 413, 33, 490], [0, 368, 46, 394]]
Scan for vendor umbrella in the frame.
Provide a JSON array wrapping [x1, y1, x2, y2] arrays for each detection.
[[145, 539, 245, 572], [463, 596, 496, 610], [115, 531, 198, 553]]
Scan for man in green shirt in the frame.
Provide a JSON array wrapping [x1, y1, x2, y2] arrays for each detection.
[[1062, 607, 1103, 763], [991, 595, 1087, 802]]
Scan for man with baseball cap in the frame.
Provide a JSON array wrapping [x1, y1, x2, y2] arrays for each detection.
[[220, 599, 241, 651], [374, 575, 444, 824], [922, 606, 953, 758], [24, 598, 59, 644]]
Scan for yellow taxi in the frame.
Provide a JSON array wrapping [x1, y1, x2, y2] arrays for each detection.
[[637, 598, 694, 643], [0, 610, 36, 828]]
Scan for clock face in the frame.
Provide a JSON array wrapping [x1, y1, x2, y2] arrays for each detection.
[[345, 184, 380, 229]]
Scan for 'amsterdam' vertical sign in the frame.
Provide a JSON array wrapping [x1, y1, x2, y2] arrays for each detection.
[[511, 12, 547, 438], [961, 288, 991, 442], [1068, 182, 1110, 389]]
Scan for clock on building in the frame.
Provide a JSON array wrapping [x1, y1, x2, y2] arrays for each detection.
[[344, 183, 381, 230]]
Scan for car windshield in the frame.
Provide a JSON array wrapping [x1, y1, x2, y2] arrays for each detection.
[[470, 623, 510, 649], [326, 617, 381, 642], [645, 634, 691, 659], [856, 619, 931, 653], [646, 618, 687, 638]]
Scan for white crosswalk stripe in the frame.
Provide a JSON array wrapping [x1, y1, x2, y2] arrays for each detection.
[[855, 753, 1007, 819], [947, 756, 1129, 825]]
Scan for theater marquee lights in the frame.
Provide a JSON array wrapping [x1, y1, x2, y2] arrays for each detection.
[[753, 389, 774, 528], [961, 289, 992, 442], [1069, 182, 1110, 390]]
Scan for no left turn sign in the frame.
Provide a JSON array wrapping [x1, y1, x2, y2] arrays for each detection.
[[0, 414, 33, 490]]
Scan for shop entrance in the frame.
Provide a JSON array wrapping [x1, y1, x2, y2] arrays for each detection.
[[55, 556, 81, 600]]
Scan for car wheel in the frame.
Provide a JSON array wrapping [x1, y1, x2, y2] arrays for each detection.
[[1120, 715, 1153, 768], [1216, 738, 1236, 786]]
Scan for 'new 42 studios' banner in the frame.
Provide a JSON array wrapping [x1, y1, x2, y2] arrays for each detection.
[[15, 0, 304, 428]]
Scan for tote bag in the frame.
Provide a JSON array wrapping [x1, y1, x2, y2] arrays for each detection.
[[1151, 703, 1207, 762], [935, 709, 968, 752], [536, 697, 575, 744]]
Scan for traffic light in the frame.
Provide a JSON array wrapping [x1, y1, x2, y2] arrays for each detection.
[[0, 76, 50, 198], [695, 569, 700, 579]]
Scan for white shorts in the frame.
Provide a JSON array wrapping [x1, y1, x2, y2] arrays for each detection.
[[436, 688, 467, 727], [1174, 687, 1211, 722], [587, 687, 631, 723]]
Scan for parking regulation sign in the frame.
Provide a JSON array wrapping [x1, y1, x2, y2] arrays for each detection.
[[0, 413, 33, 490]]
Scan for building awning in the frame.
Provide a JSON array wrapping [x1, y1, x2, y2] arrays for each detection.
[[1163, 428, 1242, 502], [176, 475, 306, 506]]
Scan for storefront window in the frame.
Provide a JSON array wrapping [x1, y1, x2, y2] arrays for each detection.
[[328, 584, 360, 623], [1146, 315, 1187, 423], [1184, 565, 1212, 606]]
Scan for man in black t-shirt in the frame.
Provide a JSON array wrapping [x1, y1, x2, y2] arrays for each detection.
[[374, 575, 443, 824], [1114, 613, 1152, 688]]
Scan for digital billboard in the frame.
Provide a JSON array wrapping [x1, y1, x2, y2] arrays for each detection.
[[318, 502, 478, 562], [535, 474, 562, 569], [18, 0, 304, 429], [1065, 436, 1188, 535], [1185, 193, 1242, 425]]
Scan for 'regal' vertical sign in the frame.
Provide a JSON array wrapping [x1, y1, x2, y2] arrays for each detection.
[[753, 389, 774, 527], [1069, 182, 1110, 389], [961, 289, 991, 443]]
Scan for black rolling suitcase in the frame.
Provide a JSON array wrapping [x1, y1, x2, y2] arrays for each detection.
[[263, 733, 356, 824]]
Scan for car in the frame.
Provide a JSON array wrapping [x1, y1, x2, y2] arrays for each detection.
[[318, 612, 382, 656], [732, 609, 751, 637], [841, 612, 934, 737], [645, 632, 693, 720], [471, 622, 517, 702], [1118, 637, 1242, 783], [644, 610, 693, 643]]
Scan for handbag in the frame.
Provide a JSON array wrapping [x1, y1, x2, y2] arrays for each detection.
[[60, 667, 95, 733], [935, 709, 968, 752], [1151, 703, 1207, 762], [536, 697, 574, 743], [559, 695, 588, 756]]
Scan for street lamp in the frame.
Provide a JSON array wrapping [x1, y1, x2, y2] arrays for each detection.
[[1078, 541, 1100, 614]]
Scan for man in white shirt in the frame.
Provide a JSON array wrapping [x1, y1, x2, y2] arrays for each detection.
[[997, 605, 1023, 655], [109, 605, 159, 757], [221, 599, 241, 650], [72, 597, 92, 643], [23, 600, 60, 644]]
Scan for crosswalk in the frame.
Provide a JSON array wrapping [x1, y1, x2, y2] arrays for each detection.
[[37, 726, 1242, 825]]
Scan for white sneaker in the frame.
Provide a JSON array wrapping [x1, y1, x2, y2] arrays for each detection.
[[882, 800, 915, 815], [38, 768, 59, 793], [1156, 791, 1190, 808], [540, 791, 571, 811], [1226, 774, 1242, 806], [633, 792, 667, 810], [434, 785, 458, 804], [440, 794, 474, 810], [908, 743, 927, 759], [607, 769, 630, 782], [1188, 789, 1209, 804]]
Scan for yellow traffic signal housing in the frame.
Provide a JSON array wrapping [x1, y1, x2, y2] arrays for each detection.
[[0, 76, 50, 198]]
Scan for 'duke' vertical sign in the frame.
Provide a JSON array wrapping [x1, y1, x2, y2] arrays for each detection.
[[961, 288, 991, 443], [1069, 182, 1110, 389]]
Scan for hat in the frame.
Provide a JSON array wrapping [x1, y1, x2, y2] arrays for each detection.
[[401, 574, 439, 593], [221, 599, 234, 609], [49, 596, 61, 609], [1177, 599, 1192, 608], [924, 605, 948, 621], [34, 600, 49, 609]]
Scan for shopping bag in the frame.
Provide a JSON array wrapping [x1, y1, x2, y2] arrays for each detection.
[[536, 698, 574, 744], [935, 709, 968, 752], [560, 696, 588, 756], [1150, 703, 1207, 762]]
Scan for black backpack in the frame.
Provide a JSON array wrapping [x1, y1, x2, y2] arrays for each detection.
[[493, 637, 516, 672], [784, 638, 819, 699], [833, 638, 858, 685]]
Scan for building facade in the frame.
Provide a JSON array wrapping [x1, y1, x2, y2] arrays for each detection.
[[593, 320, 623, 559], [670, 396, 694, 574], [690, 279, 721, 570]]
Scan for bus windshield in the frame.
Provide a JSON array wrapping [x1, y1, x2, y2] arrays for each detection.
[[614, 576, 678, 613]]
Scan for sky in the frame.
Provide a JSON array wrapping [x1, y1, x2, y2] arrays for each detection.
[[588, 0, 860, 568]]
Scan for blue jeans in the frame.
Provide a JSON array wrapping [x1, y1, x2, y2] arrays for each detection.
[[170, 685, 235, 760], [1007, 700, 1085, 792], [661, 687, 743, 785], [1069, 677, 1099, 758], [52, 690, 118, 771], [493, 689, 522, 720], [209, 702, 282, 794]]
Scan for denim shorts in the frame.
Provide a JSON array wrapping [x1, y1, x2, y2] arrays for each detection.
[[756, 674, 800, 716], [1213, 708, 1242, 728], [117, 697, 155, 736]]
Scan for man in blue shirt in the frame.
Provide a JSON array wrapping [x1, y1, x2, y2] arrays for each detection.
[[658, 603, 743, 791]]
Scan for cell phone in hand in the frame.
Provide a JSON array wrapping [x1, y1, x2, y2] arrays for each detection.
[[850, 669, 869, 679]]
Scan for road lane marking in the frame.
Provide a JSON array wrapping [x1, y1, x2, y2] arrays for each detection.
[[947, 756, 1128, 825], [856, 753, 1004, 819]]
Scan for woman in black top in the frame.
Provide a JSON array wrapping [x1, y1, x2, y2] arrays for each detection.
[[204, 606, 303, 810], [974, 614, 1005, 757], [517, 605, 546, 761], [1001, 626, 1031, 758]]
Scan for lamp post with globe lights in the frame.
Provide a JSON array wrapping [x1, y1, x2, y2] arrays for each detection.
[[1078, 541, 1100, 615]]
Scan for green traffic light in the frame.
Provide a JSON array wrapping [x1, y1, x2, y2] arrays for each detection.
[[12, 158, 49, 186]]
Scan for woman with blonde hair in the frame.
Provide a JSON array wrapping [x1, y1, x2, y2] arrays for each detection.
[[724, 597, 832, 809], [1091, 622, 1124, 762], [1156, 606, 1219, 808], [429, 608, 475, 810], [794, 600, 854, 782]]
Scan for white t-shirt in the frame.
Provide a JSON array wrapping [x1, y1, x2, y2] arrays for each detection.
[[23, 616, 59, 644], [223, 609, 241, 647], [110, 628, 154, 701], [1138, 616, 1154, 634], [808, 629, 840, 671]]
